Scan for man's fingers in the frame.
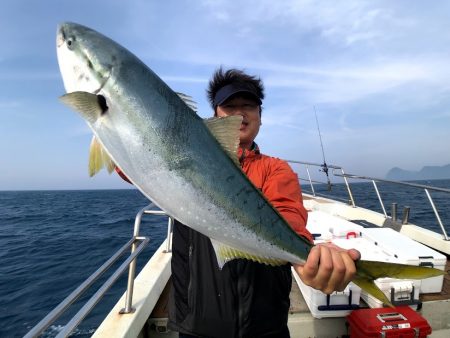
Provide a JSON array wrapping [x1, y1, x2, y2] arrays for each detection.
[[302, 246, 320, 280], [336, 251, 357, 291], [321, 248, 346, 293], [347, 248, 361, 261], [296, 244, 359, 294], [314, 245, 334, 292]]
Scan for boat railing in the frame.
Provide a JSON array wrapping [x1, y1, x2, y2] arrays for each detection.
[[287, 160, 356, 206], [286, 160, 450, 241], [24, 203, 173, 338]]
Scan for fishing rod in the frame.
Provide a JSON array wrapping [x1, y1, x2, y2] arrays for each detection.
[[314, 106, 332, 191]]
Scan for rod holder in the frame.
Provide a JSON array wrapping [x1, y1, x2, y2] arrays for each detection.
[[402, 206, 410, 225], [391, 203, 397, 222]]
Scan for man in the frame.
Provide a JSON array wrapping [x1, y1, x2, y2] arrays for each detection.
[[167, 68, 360, 338]]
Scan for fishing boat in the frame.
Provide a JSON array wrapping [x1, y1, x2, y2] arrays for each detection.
[[25, 161, 450, 338]]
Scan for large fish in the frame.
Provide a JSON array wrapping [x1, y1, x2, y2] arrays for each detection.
[[56, 22, 444, 305]]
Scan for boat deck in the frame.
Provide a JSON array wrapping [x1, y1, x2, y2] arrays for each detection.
[[98, 190, 450, 337], [145, 257, 450, 337]]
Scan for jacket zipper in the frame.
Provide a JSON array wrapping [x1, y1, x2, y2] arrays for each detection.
[[236, 263, 246, 338], [187, 229, 194, 309]]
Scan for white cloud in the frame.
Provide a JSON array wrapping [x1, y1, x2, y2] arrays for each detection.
[[199, 0, 401, 46]]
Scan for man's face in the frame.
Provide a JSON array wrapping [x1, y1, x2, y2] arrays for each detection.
[[216, 95, 261, 149]]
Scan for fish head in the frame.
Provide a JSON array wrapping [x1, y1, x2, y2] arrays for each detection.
[[57, 22, 117, 95], [56, 22, 135, 171]]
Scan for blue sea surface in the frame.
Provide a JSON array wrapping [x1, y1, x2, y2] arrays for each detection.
[[0, 180, 449, 337], [0, 189, 167, 337]]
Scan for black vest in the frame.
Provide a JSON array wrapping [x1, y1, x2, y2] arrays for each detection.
[[168, 221, 292, 338]]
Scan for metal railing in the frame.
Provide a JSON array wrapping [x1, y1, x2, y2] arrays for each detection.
[[120, 204, 173, 315], [287, 160, 356, 207], [25, 203, 173, 338], [286, 160, 450, 241]]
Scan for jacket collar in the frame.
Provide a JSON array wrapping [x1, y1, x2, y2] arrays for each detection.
[[238, 142, 260, 164]]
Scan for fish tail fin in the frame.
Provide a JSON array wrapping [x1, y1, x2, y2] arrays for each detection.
[[89, 136, 115, 177], [354, 260, 446, 306]]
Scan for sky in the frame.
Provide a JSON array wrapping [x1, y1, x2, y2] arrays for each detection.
[[1, 0, 450, 190]]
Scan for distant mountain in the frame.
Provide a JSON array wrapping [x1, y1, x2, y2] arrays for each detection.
[[386, 164, 450, 181]]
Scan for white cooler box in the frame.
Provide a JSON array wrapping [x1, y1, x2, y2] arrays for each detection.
[[292, 267, 361, 318], [361, 278, 421, 309], [332, 237, 422, 308], [332, 237, 401, 263], [306, 211, 364, 241], [361, 228, 446, 293], [305, 211, 334, 241]]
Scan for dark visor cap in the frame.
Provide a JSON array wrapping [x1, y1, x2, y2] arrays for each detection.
[[213, 83, 262, 107]]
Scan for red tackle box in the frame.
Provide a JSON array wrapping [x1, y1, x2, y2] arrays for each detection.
[[347, 306, 432, 337]]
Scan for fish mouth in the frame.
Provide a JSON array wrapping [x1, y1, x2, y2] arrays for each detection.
[[57, 24, 67, 48]]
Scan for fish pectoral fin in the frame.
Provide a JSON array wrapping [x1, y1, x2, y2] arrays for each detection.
[[352, 276, 393, 307], [204, 116, 242, 166], [59, 91, 107, 123], [176, 92, 197, 112], [209, 238, 286, 269], [89, 136, 115, 177]]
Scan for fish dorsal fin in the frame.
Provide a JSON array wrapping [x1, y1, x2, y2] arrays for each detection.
[[89, 136, 115, 177], [204, 116, 242, 166], [176, 92, 197, 112], [209, 238, 286, 269]]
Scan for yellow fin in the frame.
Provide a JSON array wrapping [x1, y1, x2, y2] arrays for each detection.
[[352, 277, 393, 307], [204, 116, 242, 166], [209, 238, 286, 269], [353, 259, 445, 306], [89, 136, 115, 177], [356, 260, 445, 280]]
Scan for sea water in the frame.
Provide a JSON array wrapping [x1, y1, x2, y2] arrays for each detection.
[[1, 180, 449, 337], [0, 189, 167, 337]]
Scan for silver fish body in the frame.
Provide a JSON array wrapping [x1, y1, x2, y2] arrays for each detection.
[[57, 22, 311, 266]]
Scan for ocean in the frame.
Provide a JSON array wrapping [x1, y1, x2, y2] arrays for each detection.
[[1, 180, 449, 337]]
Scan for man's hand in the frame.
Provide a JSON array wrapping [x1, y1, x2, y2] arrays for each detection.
[[293, 243, 360, 294]]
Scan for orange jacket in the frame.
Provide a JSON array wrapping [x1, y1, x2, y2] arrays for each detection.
[[238, 145, 312, 243]]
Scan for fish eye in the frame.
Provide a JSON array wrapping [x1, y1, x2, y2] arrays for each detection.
[[67, 36, 76, 49]]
